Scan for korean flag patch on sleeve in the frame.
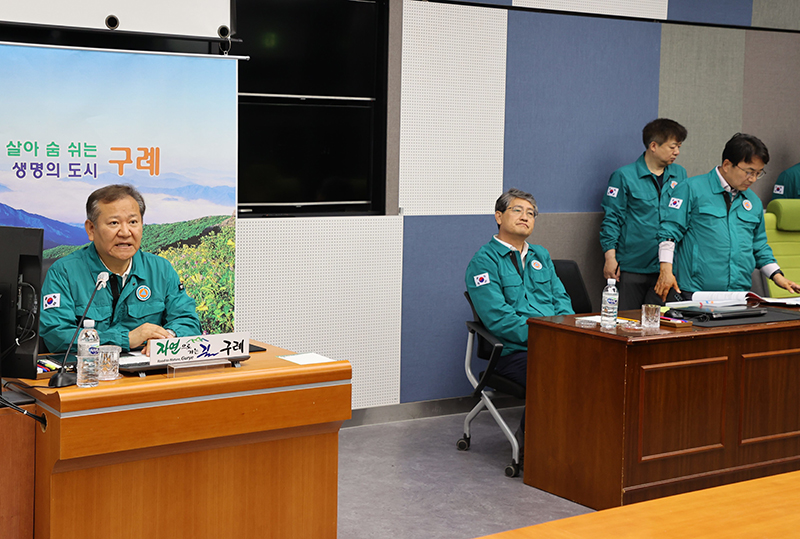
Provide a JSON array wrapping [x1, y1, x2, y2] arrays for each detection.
[[43, 293, 60, 310], [774, 184, 785, 195], [606, 187, 619, 198], [669, 197, 683, 209], [474, 273, 490, 287]]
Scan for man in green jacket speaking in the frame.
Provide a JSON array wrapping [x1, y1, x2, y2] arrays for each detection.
[[600, 118, 688, 310], [40, 184, 201, 353], [655, 133, 800, 299]]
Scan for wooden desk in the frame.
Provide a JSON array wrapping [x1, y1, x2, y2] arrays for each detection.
[[478, 469, 800, 538], [0, 404, 35, 539], [13, 343, 351, 539], [525, 312, 800, 510]]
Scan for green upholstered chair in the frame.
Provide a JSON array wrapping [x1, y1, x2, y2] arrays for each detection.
[[765, 199, 800, 298]]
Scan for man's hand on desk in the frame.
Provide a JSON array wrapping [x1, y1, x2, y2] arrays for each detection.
[[655, 262, 681, 302], [129, 323, 173, 355], [773, 273, 800, 294]]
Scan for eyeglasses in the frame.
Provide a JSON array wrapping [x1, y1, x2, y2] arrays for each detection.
[[736, 164, 766, 179], [507, 206, 537, 218]]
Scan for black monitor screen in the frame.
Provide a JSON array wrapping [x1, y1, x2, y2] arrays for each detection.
[[238, 98, 376, 216], [233, 0, 379, 97], [0, 226, 43, 382]]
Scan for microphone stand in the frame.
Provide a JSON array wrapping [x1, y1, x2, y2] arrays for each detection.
[[49, 273, 109, 388]]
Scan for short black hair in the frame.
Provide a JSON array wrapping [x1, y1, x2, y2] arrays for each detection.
[[86, 184, 146, 223], [642, 118, 687, 148], [721, 133, 770, 167]]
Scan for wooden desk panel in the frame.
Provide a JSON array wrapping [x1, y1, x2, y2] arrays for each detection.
[[526, 313, 800, 509], [14, 343, 351, 539], [0, 405, 35, 539]]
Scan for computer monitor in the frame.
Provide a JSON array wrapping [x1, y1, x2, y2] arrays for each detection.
[[0, 226, 43, 385]]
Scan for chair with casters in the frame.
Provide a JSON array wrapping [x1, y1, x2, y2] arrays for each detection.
[[457, 291, 525, 478], [553, 259, 593, 314]]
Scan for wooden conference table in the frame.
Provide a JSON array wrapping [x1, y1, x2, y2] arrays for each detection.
[[525, 311, 800, 510], [8, 342, 351, 539], [478, 469, 800, 538]]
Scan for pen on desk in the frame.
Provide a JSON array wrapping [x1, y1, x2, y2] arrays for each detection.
[[661, 316, 690, 323]]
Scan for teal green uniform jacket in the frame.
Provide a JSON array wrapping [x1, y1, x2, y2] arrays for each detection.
[[40, 245, 201, 352], [771, 162, 800, 200], [600, 153, 687, 274], [658, 168, 776, 292], [465, 239, 573, 356]]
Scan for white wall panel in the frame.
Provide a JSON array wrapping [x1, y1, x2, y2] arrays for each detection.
[[399, 1, 507, 216], [1, 1, 230, 39], [235, 216, 403, 409], [513, 0, 667, 19]]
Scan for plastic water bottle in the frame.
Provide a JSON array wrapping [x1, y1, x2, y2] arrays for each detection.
[[76, 319, 100, 388], [600, 278, 619, 330]]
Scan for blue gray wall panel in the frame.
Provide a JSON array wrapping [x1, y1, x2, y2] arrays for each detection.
[[400, 215, 489, 402], [667, 0, 752, 26], [504, 11, 661, 213]]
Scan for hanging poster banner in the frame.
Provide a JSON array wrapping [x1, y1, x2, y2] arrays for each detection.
[[0, 42, 238, 334]]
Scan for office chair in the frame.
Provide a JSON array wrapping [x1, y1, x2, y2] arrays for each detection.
[[553, 259, 593, 314], [457, 292, 525, 477], [764, 199, 800, 298]]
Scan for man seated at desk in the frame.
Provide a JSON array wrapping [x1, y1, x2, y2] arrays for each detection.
[[40, 184, 201, 352], [466, 188, 574, 451], [655, 133, 800, 300]]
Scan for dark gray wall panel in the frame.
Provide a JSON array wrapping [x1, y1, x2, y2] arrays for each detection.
[[752, 0, 800, 30], [742, 30, 800, 203], [659, 25, 745, 177]]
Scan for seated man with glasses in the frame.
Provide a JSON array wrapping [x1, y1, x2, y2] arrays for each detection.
[[655, 133, 800, 300], [466, 188, 574, 453]]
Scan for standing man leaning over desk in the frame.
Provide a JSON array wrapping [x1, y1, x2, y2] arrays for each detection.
[[600, 118, 687, 310], [40, 184, 201, 353], [655, 133, 800, 300], [466, 189, 573, 450]]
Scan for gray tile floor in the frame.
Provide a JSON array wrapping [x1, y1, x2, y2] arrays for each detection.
[[338, 406, 592, 539]]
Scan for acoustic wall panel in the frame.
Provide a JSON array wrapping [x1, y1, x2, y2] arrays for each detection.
[[400, 215, 490, 402], [513, 0, 667, 19], [235, 216, 403, 409], [667, 0, 753, 26], [399, 1, 507, 216], [752, 0, 800, 31], [742, 31, 800, 203], [504, 10, 661, 213], [659, 25, 746, 177]]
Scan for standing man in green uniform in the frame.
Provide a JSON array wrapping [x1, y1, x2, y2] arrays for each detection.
[[600, 118, 688, 310], [40, 184, 201, 353], [655, 134, 800, 299], [771, 162, 800, 200]]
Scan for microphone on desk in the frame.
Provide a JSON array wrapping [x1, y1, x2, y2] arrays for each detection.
[[49, 272, 110, 388]]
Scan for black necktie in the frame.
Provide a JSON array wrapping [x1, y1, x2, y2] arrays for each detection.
[[110, 274, 120, 313], [723, 191, 731, 213]]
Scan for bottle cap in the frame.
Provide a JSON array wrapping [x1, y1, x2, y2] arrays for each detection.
[[607, 278, 616, 285], [83, 319, 95, 328]]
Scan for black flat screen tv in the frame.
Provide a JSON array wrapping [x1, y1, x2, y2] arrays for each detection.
[[237, 97, 381, 216], [0, 226, 43, 384], [233, 0, 379, 97]]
